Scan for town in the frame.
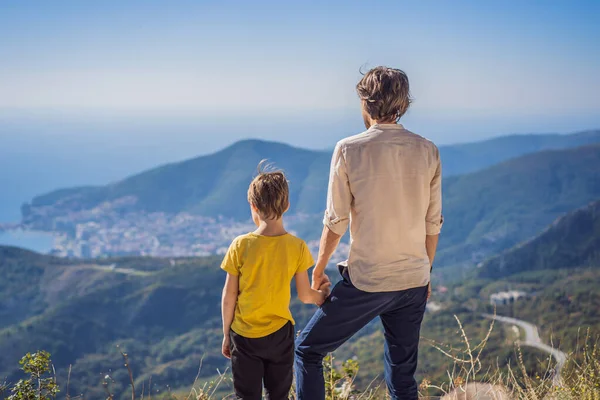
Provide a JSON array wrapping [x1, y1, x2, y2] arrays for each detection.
[[19, 196, 350, 262]]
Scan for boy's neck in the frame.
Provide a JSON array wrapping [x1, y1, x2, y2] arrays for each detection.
[[254, 219, 287, 237]]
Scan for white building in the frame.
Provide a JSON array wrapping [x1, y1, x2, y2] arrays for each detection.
[[490, 290, 527, 306]]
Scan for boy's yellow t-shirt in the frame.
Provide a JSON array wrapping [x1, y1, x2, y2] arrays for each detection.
[[221, 232, 314, 338]]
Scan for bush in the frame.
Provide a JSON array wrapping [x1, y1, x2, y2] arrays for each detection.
[[7, 351, 60, 400]]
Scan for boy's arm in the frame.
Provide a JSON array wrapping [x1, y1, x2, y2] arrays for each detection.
[[295, 270, 330, 306], [222, 273, 239, 335], [221, 273, 239, 358]]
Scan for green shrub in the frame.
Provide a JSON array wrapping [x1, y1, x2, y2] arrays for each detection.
[[7, 351, 59, 400]]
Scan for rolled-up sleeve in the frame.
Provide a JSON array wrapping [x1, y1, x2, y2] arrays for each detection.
[[323, 143, 352, 236], [426, 146, 443, 235]]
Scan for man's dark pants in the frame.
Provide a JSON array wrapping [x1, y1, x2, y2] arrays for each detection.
[[295, 267, 428, 400], [230, 321, 294, 400]]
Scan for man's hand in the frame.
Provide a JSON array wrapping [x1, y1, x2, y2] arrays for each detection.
[[312, 269, 330, 291], [319, 280, 332, 298], [427, 281, 432, 300], [222, 335, 231, 359]]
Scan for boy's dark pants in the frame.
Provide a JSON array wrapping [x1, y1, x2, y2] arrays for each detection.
[[295, 267, 428, 400], [230, 321, 294, 400]]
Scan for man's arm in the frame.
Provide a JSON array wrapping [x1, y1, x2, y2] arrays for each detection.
[[426, 234, 439, 269], [311, 226, 342, 290], [425, 146, 443, 299], [314, 143, 352, 289]]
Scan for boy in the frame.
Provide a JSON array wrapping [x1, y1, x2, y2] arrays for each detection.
[[221, 165, 330, 400]]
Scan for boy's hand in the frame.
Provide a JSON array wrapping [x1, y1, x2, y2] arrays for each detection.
[[315, 291, 327, 307], [222, 335, 231, 359]]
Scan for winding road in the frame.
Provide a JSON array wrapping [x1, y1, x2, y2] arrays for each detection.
[[483, 314, 567, 385]]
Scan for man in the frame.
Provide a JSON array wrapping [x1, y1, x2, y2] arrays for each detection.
[[295, 66, 443, 400]]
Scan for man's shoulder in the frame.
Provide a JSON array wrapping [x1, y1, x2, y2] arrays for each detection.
[[398, 127, 438, 148], [337, 127, 439, 153], [336, 130, 372, 149]]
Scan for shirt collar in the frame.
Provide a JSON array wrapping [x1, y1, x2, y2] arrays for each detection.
[[371, 123, 405, 130]]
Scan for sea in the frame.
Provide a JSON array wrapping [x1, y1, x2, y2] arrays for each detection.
[[0, 229, 55, 253]]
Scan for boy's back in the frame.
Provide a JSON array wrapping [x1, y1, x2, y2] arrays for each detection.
[[221, 232, 314, 338]]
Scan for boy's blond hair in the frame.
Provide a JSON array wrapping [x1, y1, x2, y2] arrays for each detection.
[[247, 161, 289, 220]]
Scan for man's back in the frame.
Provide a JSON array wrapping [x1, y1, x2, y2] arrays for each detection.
[[325, 123, 442, 292]]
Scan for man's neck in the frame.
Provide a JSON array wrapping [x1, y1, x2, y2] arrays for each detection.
[[254, 219, 287, 237], [368, 119, 397, 128]]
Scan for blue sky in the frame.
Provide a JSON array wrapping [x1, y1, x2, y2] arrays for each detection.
[[1, 0, 599, 142], [0, 0, 599, 223]]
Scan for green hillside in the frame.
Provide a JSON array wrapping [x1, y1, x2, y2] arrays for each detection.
[[437, 144, 600, 266], [0, 247, 319, 399], [465, 197, 600, 351], [0, 245, 543, 398], [477, 199, 600, 279], [4, 188, 600, 397], [0, 246, 77, 327]]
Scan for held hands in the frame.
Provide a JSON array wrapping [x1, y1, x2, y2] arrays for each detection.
[[312, 269, 331, 306], [315, 280, 331, 306], [312, 269, 330, 291], [222, 334, 231, 359]]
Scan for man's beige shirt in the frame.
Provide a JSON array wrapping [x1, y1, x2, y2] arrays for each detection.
[[324, 123, 443, 292]]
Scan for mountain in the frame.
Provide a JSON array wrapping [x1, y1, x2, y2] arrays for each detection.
[[438, 129, 600, 177], [19, 131, 600, 264], [22, 140, 332, 222], [437, 144, 600, 266], [469, 199, 600, 352], [22, 130, 600, 223], [477, 199, 600, 279]]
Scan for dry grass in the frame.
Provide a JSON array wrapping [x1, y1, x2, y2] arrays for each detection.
[[421, 315, 600, 400], [4, 317, 598, 400]]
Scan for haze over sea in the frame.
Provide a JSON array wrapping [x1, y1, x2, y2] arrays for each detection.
[[3, 109, 600, 227]]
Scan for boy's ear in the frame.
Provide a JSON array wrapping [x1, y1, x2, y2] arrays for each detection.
[[285, 201, 290, 213], [249, 202, 258, 212]]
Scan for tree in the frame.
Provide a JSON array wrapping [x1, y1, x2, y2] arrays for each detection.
[[8, 351, 59, 400]]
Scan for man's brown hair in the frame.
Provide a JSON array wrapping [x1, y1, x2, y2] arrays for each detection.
[[247, 161, 289, 219], [356, 66, 412, 122]]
